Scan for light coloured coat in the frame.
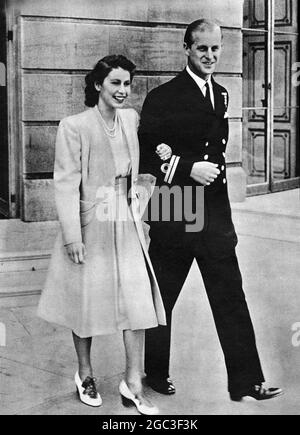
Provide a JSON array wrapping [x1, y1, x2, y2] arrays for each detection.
[[38, 106, 166, 337]]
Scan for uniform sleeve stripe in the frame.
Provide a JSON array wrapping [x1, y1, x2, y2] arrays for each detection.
[[168, 156, 180, 184], [164, 155, 176, 183]]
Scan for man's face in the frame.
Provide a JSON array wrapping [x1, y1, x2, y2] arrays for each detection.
[[185, 27, 222, 80]]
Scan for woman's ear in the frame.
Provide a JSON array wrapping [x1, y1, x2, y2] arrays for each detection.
[[94, 82, 101, 92]]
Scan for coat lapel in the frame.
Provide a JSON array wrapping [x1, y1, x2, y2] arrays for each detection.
[[212, 77, 226, 117], [91, 106, 139, 190], [118, 109, 139, 182], [177, 70, 215, 114], [180, 70, 228, 117], [91, 106, 116, 185]]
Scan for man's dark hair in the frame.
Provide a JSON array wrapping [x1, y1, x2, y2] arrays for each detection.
[[184, 19, 223, 48], [85, 55, 136, 107]]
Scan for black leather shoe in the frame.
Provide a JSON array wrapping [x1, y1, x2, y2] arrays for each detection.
[[230, 385, 283, 402], [146, 376, 176, 395]]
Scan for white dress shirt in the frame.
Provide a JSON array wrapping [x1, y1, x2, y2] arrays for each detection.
[[186, 65, 215, 109]]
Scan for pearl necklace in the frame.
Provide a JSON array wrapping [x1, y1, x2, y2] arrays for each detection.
[[97, 106, 118, 137]]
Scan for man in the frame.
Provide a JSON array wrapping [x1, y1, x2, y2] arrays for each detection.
[[138, 19, 282, 401]]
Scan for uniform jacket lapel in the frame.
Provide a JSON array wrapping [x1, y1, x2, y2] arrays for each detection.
[[177, 70, 215, 114], [212, 77, 226, 117]]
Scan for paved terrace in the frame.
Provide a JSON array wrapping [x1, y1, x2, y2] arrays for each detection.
[[0, 189, 299, 415]]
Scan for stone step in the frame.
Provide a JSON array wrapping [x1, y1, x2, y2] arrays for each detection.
[[0, 270, 46, 297], [0, 283, 43, 298], [0, 219, 58, 252], [0, 275, 45, 297], [232, 208, 300, 244], [0, 251, 50, 297], [0, 251, 51, 273]]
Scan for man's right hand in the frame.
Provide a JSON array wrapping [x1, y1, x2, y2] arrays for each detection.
[[65, 242, 86, 264], [190, 161, 220, 185]]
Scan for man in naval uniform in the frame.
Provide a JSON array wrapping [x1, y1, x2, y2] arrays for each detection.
[[138, 19, 282, 401]]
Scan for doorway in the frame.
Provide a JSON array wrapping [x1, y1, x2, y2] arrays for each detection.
[[0, 0, 9, 217], [243, 0, 299, 195]]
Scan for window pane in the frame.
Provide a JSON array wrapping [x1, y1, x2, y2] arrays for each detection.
[[243, 6, 268, 187], [273, 107, 299, 181], [273, 0, 299, 184], [243, 109, 268, 185], [243, 0, 267, 31]]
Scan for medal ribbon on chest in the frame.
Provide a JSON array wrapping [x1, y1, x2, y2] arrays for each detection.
[[221, 92, 229, 118]]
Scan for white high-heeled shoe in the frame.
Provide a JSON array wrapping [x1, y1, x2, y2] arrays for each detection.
[[119, 379, 159, 415], [75, 371, 102, 407]]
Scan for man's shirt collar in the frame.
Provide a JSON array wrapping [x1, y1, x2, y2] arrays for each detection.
[[186, 65, 212, 92], [186, 65, 215, 109]]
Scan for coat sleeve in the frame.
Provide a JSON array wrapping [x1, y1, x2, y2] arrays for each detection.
[[138, 90, 195, 185], [54, 118, 82, 245]]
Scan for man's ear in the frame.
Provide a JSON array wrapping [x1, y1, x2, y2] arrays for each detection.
[[94, 82, 101, 92], [183, 42, 190, 57]]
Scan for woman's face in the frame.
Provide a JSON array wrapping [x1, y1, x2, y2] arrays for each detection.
[[96, 67, 132, 110]]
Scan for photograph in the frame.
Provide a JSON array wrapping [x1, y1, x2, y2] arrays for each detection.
[[0, 0, 299, 417]]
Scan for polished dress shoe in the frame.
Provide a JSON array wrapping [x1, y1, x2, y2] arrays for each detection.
[[230, 384, 283, 402], [146, 376, 176, 395], [75, 371, 102, 407], [119, 380, 159, 415]]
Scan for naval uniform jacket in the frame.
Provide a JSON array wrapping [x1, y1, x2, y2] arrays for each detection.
[[138, 69, 238, 259]]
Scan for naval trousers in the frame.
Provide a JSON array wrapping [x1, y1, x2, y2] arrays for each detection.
[[144, 238, 265, 394]]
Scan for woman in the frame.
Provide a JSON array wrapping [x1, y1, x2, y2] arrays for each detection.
[[37, 55, 171, 415]]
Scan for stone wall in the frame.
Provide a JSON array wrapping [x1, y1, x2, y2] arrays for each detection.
[[9, 0, 245, 221]]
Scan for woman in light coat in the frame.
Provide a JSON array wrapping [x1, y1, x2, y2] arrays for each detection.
[[37, 55, 170, 415]]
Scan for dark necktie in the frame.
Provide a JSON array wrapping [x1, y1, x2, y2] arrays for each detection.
[[204, 82, 214, 111]]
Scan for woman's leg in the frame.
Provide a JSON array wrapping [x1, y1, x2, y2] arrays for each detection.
[[123, 329, 153, 405], [72, 331, 93, 380], [73, 331, 102, 406]]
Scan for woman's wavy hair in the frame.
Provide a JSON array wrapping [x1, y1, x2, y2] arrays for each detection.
[[84, 55, 136, 107]]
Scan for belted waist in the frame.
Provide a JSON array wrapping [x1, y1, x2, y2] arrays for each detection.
[[79, 176, 133, 227], [114, 175, 131, 195], [115, 175, 131, 185], [80, 177, 131, 211]]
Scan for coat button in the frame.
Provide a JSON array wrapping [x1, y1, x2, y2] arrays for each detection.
[[223, 152, 226, 158], [205, 141, 209, 147], [223, 178, 227, 184], [204, 154, 209, 160], [222, 139, 226, 145], [221, 165, 225, 171]]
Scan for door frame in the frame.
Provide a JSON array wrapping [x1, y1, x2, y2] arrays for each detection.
[[0, 0, 8, 216], [244, 0, 300, 196], [1, 0, 19, 218]]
